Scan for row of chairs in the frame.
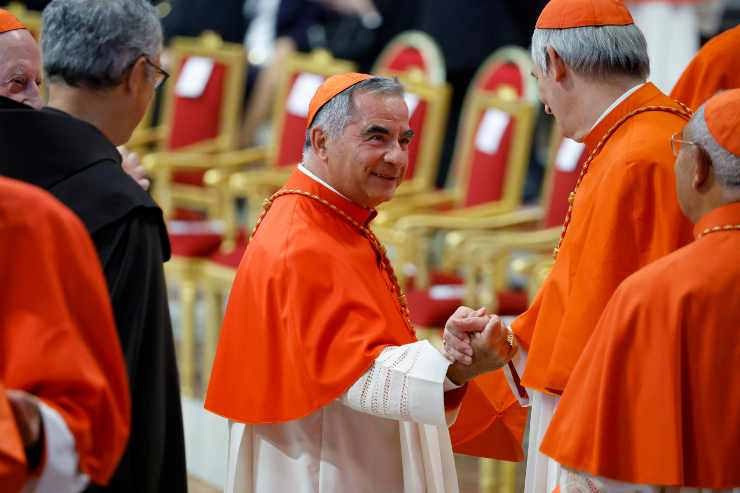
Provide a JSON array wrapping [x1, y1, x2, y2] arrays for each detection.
[[130, 29, 585, 493], [134, 29, 583, 401], [9, 4, 580, 486]]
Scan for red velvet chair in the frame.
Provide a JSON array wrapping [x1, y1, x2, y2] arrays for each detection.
[[133, 32, 247, 395], [193, 50, 356, 380], [376, 47, 539, 228], [401, 132, 588, 329], [376, 47, 539, 298], [372, 30, 446, 85]]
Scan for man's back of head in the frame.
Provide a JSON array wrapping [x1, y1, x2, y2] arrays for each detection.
[[529, 0, 651, 139], [41, 0, 164, 145]]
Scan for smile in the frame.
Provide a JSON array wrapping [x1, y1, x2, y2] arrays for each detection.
[[370, 171, 398, 180]]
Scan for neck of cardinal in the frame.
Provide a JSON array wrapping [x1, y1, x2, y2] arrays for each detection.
[[569, 75, 645, 142], [47, 83, 126, 145]]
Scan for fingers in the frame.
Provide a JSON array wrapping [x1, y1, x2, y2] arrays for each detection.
[[471, 307, 487, 317], [451, 315, 491, 333], [480, 315, 507, 346], [444, 345, 472, 365], [443, 329, 473, 357]]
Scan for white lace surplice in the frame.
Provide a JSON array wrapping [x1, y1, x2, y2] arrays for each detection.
[[225, 340, 461, 493]]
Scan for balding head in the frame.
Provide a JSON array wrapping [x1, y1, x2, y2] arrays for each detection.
[[674, 93, 740, 222], [0, 28, 43, 109]]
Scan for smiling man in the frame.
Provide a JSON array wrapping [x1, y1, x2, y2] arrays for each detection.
[[206, 73, 518, 493], [0, 1, 186, 492]]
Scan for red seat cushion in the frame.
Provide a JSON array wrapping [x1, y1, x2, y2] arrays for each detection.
[[209, 236, 248, 268], [542, 139, 587, 228], [462, 63, 525, 208], [166, 59, 228, 187], [172, 170, 208, 187], [404, 97, 428, 181], [385, 46, 427, 74], [168, 221, 223, 258], [406, 271, 529, 328]]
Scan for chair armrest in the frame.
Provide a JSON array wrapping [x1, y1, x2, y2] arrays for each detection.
[[459, 228, 560, 309], [395, 206, 543, 233], [142, 146, 268, 172], [229, 168, 293, 193], [375, 190, 456, 226], [126, 125, 167, 148]]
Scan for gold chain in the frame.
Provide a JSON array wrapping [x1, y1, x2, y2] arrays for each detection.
[[553, 101, 693, 259], [253, 189, 416, 336], [699, 224, 740, 238]]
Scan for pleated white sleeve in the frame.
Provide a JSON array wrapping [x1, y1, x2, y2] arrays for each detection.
[[340, 340, 452, 427]]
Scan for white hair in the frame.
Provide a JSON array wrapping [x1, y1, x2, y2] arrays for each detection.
[[303, 76, 404, 159], [531, 24, 650, 80], [685, 106, 740, 189]]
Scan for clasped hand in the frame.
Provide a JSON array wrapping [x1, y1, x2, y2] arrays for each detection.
[[443, 306, 516, 385]]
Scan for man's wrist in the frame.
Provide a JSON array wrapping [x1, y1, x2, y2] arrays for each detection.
[[446, 363, 471, 386]]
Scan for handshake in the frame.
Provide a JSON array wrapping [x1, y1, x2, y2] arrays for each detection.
[[442, 306, 518, 386]]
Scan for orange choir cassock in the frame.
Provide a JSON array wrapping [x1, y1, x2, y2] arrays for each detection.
[[671, 24, 740, 109], [511, 83, 694, 396], [0, 382, 26, 493], [0, 178, 130, 488], [205, 168, 526, 459], [541, 202, 740, 488]]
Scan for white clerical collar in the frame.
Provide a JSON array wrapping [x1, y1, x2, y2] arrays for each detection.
[[590, 82, 645, 131], [298, 163, 351, 201]]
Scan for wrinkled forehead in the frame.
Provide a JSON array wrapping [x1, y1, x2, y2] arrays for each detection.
[[350, 91, 410, 129], [0, 29, 40, 61]]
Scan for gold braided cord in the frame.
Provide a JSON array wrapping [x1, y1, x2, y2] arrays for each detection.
[[253, 189, 416, 336], [553, 103, 693, 259], [698, 224, 740, 238]]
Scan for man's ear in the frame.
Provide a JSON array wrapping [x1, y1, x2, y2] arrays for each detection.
[[310, 127, 330, 161], [693, 147, 712, 191], [124, 56, 148, 94], [546, 46, 567, 82]]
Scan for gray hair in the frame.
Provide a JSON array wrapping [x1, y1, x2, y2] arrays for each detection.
[[41, 0, 162, 89], [685, 106, 740, 189], [531, 24, 650, 80], [303, 76, 404, 153]]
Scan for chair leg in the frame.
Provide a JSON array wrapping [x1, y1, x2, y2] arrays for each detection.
[[501, 461, 518, 493], [203, 284, 224, 386], [479, 458, 496, 493], [179, 279, 197, 397]]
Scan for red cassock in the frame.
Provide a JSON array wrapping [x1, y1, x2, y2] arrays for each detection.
[[205, 169, 526, 460], [0, 178, 130, 488], [671, 24, 740, 109], [513, 83, 694, 397], [541, 202, 740, 488], [0, 382, 26, 492]]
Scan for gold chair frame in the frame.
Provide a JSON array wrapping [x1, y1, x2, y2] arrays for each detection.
[[372, 30, 447, 85], [195, 50, 356, 383], [143, 31, 247, 219]]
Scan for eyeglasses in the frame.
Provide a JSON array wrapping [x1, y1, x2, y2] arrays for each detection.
[[671, 132, 698, 157], [143, 56, 169, 90]]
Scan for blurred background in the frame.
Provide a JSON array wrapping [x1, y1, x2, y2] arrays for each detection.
[[3, 0, 737, 491]]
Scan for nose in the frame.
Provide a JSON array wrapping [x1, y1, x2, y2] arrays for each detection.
[[24, 81, 44, 110], [384, 140, 408, 169]]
